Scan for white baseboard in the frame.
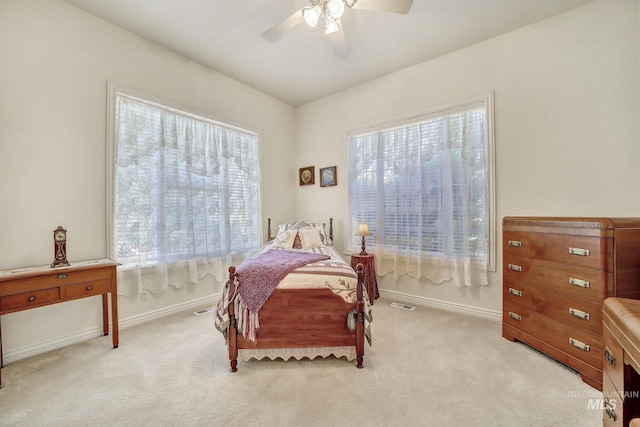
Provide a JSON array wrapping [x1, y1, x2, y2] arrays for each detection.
[[118, 294, 219, 329], [4, 291, 498, 365], [2, 294, 220, 365], [379, 289, 501, 321]]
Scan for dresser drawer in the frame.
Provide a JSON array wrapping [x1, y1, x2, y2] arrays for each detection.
[[604, 371, 624, 427], [0, 267, 114, 296], [503, 300, 602, 369], [504, 255, 609, 303], [0, 287, 61, 312], [65, 279, 112, 299], [603, 322, 624, 394], [504, 279, 602, 335], [503, 231, 611, 270]]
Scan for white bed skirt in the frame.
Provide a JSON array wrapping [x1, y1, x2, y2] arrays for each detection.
[[238, 346, 356, 362]]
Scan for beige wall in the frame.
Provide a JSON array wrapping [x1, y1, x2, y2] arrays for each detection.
[[295, 0, 640, 315], [0, 0, 295, 362]]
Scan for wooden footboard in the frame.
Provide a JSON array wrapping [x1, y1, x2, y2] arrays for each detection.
[[226, 263, 366, 371]]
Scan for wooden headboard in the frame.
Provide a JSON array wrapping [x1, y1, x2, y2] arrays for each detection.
[[267, 218, 333, 243]]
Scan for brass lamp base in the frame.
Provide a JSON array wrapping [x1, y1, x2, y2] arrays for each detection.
[[359, 236, 368, 255]]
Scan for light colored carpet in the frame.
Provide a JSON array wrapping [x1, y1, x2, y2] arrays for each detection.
[[0, 299, 602, 426]]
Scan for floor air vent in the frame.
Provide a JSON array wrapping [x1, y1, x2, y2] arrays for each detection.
[[194, 307, 215, 316], [390, 302, 416, 311]]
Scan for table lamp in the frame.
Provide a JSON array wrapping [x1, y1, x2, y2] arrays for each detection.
[[355, 223, 371, 255]]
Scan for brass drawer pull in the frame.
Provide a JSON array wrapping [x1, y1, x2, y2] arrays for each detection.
[[28, 296, 36, 302], [508, 311, 522, 321], [604, 346, 616, 366], [604, 398, 616, 421], [508, 264, 522, 272], [508, 288, 522, 297], [569, 337, 590, 352], [508, 240, 522, 247], [568, 247, 590, 256], [57, 274, 68, 279], [568, 277, 590, 288], [86, 285, 93, 291], [569, 307, 590, 320]]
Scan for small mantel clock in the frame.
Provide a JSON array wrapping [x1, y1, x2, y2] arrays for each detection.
[[51, 226, 70, 268]]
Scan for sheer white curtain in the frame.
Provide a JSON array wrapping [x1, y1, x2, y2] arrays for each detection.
[[110, 92, 261, 297], [348, 96, 494, 287]]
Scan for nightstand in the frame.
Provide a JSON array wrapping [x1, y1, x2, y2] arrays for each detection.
[[350, 254, 379, 304]]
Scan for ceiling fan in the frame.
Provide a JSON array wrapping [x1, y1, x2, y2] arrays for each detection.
[[263, 0, 413, 58]]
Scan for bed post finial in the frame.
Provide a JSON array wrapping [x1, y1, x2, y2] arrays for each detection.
[[329, 217, 333, 243], [355, 262, 365, 369], [227, 265, 238, 372]]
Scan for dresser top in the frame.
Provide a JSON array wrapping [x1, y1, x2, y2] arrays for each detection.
[[504, 216, 640, 228], [0, 258, 118, 282], [503, 216, 640, 236]]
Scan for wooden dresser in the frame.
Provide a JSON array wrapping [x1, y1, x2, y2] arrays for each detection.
[[502, 217, 640, 390], [0, 259, 119, 387]]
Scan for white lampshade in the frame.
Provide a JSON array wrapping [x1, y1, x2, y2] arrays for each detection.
[[326, 0, 345, 19], [324, 14, 339, 34], [303, 5, 322, 27], [355, 223, 371, 237]]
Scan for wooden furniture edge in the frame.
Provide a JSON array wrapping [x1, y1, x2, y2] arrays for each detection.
[[0, 259, 120, 282]]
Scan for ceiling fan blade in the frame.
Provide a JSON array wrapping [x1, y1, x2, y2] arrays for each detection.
[[329, 19, 349, 58], [263, 9, 305, 40], [350, 0, 413, 14]]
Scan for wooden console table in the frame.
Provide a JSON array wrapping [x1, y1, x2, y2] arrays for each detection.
[[0, 258, 119, 387]]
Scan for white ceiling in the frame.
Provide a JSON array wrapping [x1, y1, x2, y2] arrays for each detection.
[[63, 0, 596, 106]]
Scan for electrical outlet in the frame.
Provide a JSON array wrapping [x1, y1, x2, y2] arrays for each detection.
[[140, 290, 150, 302]]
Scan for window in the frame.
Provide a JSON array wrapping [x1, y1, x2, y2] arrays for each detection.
[[106, 83, 261, 295], [348, 94, 495, 286]]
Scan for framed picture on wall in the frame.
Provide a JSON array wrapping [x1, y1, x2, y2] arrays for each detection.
[[320, 166, 337, 187], [299, 166, 315, 186]]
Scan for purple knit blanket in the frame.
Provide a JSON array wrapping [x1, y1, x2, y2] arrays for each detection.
[[236, 249, 330, 314]]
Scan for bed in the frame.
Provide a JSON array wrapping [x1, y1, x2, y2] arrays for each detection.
[[213, 218, 372, 371]]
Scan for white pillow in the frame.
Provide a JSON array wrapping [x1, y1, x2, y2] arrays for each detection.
[[306, 222, 332, 245], [298, 227, 324, 249], [271, 229, 297, 249], [277, 222, 295, 234]]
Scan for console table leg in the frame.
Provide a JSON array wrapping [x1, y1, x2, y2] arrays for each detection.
[[101, 294, 109, 336], [1, 318, 3, 388], [111, 290, 119, 348]]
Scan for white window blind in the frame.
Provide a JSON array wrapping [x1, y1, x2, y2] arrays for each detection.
[[107, 84, 261, 296], [348, 95, 494, 286]]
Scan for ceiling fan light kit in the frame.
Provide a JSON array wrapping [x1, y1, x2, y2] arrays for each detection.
[[324, 15, 339, 34], [264, 0, 413, 56], [302, 5, 322, 27], [326, 0, 346, 19], [303, 0, 348, 33]]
